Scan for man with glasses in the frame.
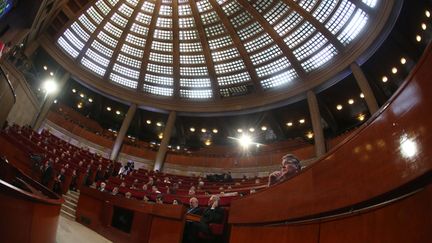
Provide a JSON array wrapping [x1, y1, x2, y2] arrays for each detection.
[[268, 154, 301, 186]]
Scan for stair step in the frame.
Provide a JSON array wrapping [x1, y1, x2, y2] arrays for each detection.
[[63, 195, 78, 204], [64, 200, 77, 209], [61, 210, 76, 221], [67, 193, 80, 200], [61, 204, 76, 215]]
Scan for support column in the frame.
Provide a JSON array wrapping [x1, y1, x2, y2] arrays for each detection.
[[154, 111, 176, 171], [110, 104, 137, 161], [33, 72, 70, 131], [350, 62, 379, 114], [307, 90, 326, 157]]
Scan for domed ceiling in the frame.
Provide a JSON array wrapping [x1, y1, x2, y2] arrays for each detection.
[[52, 0, 395, 113]]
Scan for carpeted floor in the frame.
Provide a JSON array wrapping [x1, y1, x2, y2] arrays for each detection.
[[56, 215, 112, 243]]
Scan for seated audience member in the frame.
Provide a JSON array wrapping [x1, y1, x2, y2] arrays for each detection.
[[99, 182, 106, 192], [41, 161, 53, 186], [183, 195, 225, 243], [142, 195, 150, 203], [125, 192, 132, 199], [111, 187, 119, 196], [172, 199, 181, 205], [187, 197, 201, 215], [53, 168, 66, 194], [188, 186, 196, 196], [268, 153, 301, 186], [69, 169, 78, 191], [156, 195, 164, 204]]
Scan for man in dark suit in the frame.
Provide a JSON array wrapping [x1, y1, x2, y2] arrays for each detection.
[[41, 161, 53, 187], [183, 195, 225, 243], [187, 197, 202, 215]]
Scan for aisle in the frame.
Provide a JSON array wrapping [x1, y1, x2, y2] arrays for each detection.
[[56, 215, 112, 243]]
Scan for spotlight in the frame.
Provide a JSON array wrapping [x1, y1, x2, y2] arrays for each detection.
[[43, 79, 58, 94], [239, 135, 252, 148]]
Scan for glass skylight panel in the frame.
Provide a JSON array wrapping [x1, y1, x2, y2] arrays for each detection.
[[87, 7, 103, 24], [337, 9, 368, 45], [104, 22, 122, 38], [144, 74, 174, 86], [180, 66, 209, 76], [149, 52, 173, 63], [125, 33, 146, 47], [178, 0, 189, 3], [244, 33, 273, 52], [196, 0, 212, 13], [301, 44, 337, 72], [260, 70, 297, 89], [180, 55, 206, 64], [205, 24, 226, 38], [136, 13, 152, 25], [141, 1, 155, 13], [214, 59, 246, 74], [298, 0, 319, 12], [71, 22, 90, 42], [112, 63, 140, 79], [180, 78, 211, 87], [220, 85, 249, 97], [238, 22, 263, 41], [252, 0, 273, 13], [63, 29, 85, 50], [91, 40, 114, 57], [293, 32, 327, 60], [200, 12, 219, 25], [147, 63, 173, 75], [117, 54, 141, 68], [159, 5, 173, 16], [81, 57, 106, 76], [57, 37, 79, 58], [78, 15, 97, 33], [106, 0, 119, 6], [325, 0, 355, 34], [362, 0, 377, 8], [256, 57, 290, 77], [111, 13, 128, 28], [221, 1, 241, 16], [178, 4, 192, 16], [230, 12, 252, 28], [217, 72, 250, 86], [284, 22, 316, 48], [85, 48, 110, 67], [211, 48, 240, 62], [126, 0, 139, 6], [312, 0, 338, 23], [264, 2, 290, 25], [162, 0, 172, 4], [180, 89, 213, 99], [97, 31, 118, 47], [130, 23, 149, 36], [110, 73, 138, 88], [154, 29, 173, 40], [208, 36, 233, 50], [118, 3, 134, 17], [156, 17, 172, 28], [179, 17, 195, 28], [152, 41, 173, 52], [216, 0, 228, 4], [143, 84, 173, 96], [180, 42, 203, 52], [120, 44, 144, 57], [250, 45, 282, 65], [179, 30, 199, 40], [95, 0, 111, 16], [274, 12, 303, 37]]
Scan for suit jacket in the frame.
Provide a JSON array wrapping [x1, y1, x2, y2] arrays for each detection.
[[201, 207, 224, 225], [187, 206, 202, 215]]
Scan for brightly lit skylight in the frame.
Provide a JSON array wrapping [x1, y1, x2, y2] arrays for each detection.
[[57, 0, 381, 99]]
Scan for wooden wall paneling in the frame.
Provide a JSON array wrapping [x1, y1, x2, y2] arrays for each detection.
[[148, 216, 184, 243]]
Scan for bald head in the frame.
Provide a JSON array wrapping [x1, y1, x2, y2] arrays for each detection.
[[189, 197, 199, 208]]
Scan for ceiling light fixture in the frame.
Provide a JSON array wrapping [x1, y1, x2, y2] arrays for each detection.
[[421, 23, 427, 30], [239, 135, 252, 148], [382, 76, 388, 82], [299, 119, 305, 124], [201, 128, 207, 133], [146, 120, 151, 124], [72, 88, 76, 93], [391, 67, 398, 74], [400, 57, 407, 64], [212, 128, 218, 133], [286, 122, 293, 127], [237, 128, 243, 133], [205, 140, 211, 146], [348, 99, 354, 105], [156, 122, 162, 127], [358, 114, 366, 121], [116, 110, 121, 115], [261, 126, 267, 131], [249, 127, 255, 132], [190, 127, 195, 132], [88, 98, 93, 103], [80, 93, 85, 98], [50, 72, 54, 76], [416, 35, 422, 42], [360, 93, 365, 98], [306, 132, 314, 139], [336, 105, 343, 110], [158, 133, 163, 139], [106, 107, 111, 111], [43, 66, 48, 70], [426, 10, 430, 18], [77, 102, 83, 109]]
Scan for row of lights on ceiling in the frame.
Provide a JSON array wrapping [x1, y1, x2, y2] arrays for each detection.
[[381, 57, 408, 83], [415, 10, 430, 43], [336, 93, 365, 111], [71, 88, 94, 110], [145, 120, 164, 127], [43, 65, 55, 77]]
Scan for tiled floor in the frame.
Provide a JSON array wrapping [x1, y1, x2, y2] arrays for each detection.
[[56, 215, 112, 243]]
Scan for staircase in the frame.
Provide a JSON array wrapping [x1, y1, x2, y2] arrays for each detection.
[[61, 190, 80, 221]]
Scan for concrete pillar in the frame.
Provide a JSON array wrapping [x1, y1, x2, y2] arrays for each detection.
[[307, 90, 326, 157], [154, 111, 176, 171], [110, 103, 137, 161], [33, 72, 70, 131], [351, 62, 379, 114]]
